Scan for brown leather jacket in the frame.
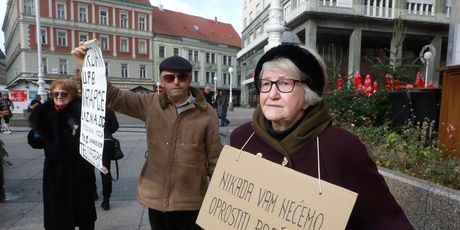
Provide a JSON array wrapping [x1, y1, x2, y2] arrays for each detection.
[[106, 83, 222, 211]]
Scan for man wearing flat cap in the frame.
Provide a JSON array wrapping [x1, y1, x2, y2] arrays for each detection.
[[72, 44, 222, 229]]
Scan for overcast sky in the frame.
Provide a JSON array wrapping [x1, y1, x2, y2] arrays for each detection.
[[0, 0, 242, 52]]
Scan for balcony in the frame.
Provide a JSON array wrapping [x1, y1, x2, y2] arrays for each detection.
[[284, 1, 450, 25]]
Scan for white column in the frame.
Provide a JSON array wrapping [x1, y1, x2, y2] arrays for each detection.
[[71, 30, 75, 49], [132, 11, 135, 29], [366, 0, 371, 16], [447, 0, 460, 65], [70, 0, 74, 21], [379, 0, 383, 17], [113, 35, 117, 56], [132, 38, 136, 58], [50, 27, 55, 51], [374, 0, 378, 17], [391, 0, 395, 18], [264, 0, 284, 52], [48, 0, 52, 17], [112, 7, 116, 27], [92, 2, 95, 24]]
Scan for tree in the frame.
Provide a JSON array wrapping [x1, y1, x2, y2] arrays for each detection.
[[367, 17, 419, 83]]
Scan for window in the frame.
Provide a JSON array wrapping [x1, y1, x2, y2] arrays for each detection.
[[211, 53, 215, 64], [79, 6, 87, 23], [138, 15, 146, 31], [120, 38, 129, 52], [173, 48, 179, 56], [140, 65, 146, 79], [138, 40, 147, 54], [120, 12, 128, 28], [223, 73, 228, 85], [42, 58, 47, 74], [56, 2, 66, 19], [206, 53, 210, 63], [57, 30, 67, 46], [228, 56, 232, 66], [105, 62, 109, 77], [40, 28, 47, 45], [79, 33, 88, 42], [159, 45, 165, 58], [23, 0, 34, 15], [100, 35, 109, 51], [194, 51, 199, 62], [100, 9, 108, 25], [193, 70, 199, 82], [188, 50, 193, 61], [59, 59, 67, 74], [121, 64, 128, 78], [206, 72, 210, 83]]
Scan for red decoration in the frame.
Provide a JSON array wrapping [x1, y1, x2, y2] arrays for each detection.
[[336, 74, 343, 91], [364, 74, 373, 96], [353, 71, 362, 91]]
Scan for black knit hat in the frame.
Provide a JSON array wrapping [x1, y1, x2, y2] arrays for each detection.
[[159, 56, 192, 73], [254, 44, 326, 95]]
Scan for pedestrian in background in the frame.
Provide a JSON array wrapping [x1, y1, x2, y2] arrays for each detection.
[[28, 95, 42, 112], [99, 108, 119, 210], [0, 93, 14, 134], [203, 86, 215, 108], [216, 90, 230, 126], [230, 44, 412, 229], [28, 78, 97, 230], [72, 44, 222, 230]]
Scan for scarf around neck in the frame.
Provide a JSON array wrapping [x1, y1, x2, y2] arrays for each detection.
[[251, 100, 332, 167]]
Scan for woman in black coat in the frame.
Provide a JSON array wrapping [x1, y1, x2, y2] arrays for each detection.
[[28, 79, 96, 230]]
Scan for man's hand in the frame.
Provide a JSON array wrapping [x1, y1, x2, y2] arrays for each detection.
[[71, 41, 87, 67]]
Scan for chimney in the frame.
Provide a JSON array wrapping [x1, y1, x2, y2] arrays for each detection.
[[159, 4, 164, 11], [214, 17, 217, 23]]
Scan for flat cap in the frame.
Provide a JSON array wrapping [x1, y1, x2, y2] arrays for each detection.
[[254, 44, 326, 96], [159, 56, 192, 73]]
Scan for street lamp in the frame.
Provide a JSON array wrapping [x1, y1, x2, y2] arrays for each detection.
[[35, 0, 46, 102], [156, 81, 160, 94], [423, 51, 433, 88], [228, 67, 234, 111]]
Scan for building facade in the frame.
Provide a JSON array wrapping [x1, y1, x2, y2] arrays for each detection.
[[152, 6, 242, 104], [238, 0, 451, 108], [2, 0, 154, 95]]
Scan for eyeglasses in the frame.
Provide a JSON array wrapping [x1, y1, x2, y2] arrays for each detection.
[[256, 79, 304, 93], [52, 91, 69, 98], [161, 73, 190, 83]]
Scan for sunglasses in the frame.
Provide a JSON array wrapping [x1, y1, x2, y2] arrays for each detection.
[[162, 73, 190, 83], [52, 91, 69, 98]]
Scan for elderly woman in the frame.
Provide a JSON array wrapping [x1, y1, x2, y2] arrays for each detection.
[[230, 44, 413, 229], [28, 79, 96, 230]]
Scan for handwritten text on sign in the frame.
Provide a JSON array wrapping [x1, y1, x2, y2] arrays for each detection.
[[197, 145, 358, 230], [79, 40, 107, 173]]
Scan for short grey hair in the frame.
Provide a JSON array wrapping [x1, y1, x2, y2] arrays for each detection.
[[260, 57, 322, 106]]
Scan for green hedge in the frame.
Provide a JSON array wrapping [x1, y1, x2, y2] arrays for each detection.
[[323, 89, 460, 190]]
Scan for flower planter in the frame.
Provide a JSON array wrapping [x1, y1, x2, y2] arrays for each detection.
[[379, 167, 460, 229]]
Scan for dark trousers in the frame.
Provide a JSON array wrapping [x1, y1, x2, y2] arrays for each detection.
[[100, 140, 114, 198], [148, 209, 201, 230]]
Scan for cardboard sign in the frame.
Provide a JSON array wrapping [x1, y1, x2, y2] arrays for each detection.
[[79, 39, 107, 173], [197, 145, 358, 230]]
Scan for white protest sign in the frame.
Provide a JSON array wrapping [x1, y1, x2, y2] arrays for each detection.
[[79, 39, 107, 173], [197, 145, 358, 230]]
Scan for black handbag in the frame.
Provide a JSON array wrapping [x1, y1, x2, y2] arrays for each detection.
[[111, 137, 124, 160]]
